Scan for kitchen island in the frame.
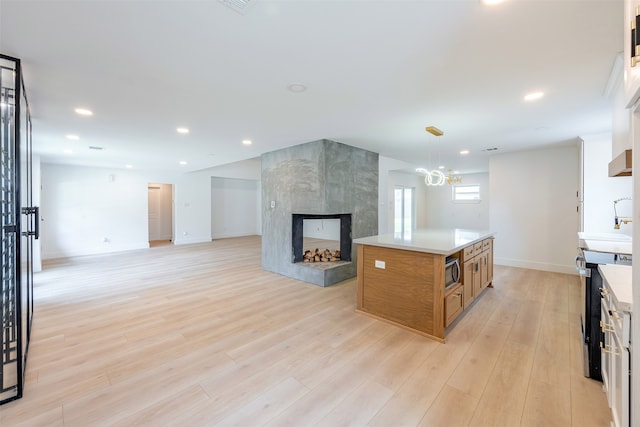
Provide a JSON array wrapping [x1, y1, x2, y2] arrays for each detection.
[[354, 229, 495, 342]]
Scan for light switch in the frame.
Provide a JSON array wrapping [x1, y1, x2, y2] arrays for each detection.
[[375, 260, 386, 269], [270, 200, 276, 208]]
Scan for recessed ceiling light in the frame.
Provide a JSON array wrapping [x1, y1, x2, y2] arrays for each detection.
[[66, 134, 79, 140], [179, 161, 187, 165], [524, 91, 544, 101], [242, 140, 252, 145], [287, 83, 307, 93], [63, 149, 73, 154], [460, 150, 470, 155], [74, 108, 93, 116], [125, 164, 133, 169], [482, 0, 505, 5], [438, 165, 445, 169], [454, 170, 460, 174], [176, 127, 189, 134]]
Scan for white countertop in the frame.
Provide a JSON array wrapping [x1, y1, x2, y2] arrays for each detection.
[[598, 264, 633, 313], [578, 232, 632, 242], [584, 240, 633, 255], [353, 228, 495, 255]]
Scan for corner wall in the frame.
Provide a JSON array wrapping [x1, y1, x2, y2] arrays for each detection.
[[582, 133, 632, 235], [261, 139, 378, 286], [211, 177, 260, 239], [489, 144, 579, 274], [40, 164, 212, 259], [424, 172, 490, 229]]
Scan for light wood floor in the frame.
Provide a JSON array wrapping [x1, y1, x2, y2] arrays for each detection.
[[0, 235, 611, 426]]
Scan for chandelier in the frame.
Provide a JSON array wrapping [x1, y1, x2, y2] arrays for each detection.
[[416, 168, 462, 186], [419, 125, 462, 186], [416, 168, 444, 186], [445, 169, 462, 185]]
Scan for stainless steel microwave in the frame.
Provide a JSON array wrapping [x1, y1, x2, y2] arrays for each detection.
[[445, 257, 460, 288]]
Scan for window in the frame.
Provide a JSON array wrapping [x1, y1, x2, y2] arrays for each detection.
[[453, 184, 481, 202], [394, 186, 415, 236]]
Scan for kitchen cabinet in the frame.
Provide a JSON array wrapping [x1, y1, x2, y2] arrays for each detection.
[[445, 282, 464, 327], [463, 257, 475, 309], [462, 238, 493, 310], [599, 264, 632, 427], [483, 238, 493, 287]]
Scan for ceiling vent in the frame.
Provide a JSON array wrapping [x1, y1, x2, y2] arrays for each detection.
[[218, 0, 255, 14], [88, 146, 104, 151]]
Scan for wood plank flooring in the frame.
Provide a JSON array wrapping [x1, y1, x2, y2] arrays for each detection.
[[0, 235, 612, 426]]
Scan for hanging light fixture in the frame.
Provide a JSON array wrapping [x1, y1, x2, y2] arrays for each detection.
[[416, 168, 445, 186], [425, 126, 443, 136], [445, 169, 462, 185], [418, 125, 447, 186]]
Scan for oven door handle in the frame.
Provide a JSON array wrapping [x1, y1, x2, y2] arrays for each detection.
[[575, 256, 591, 277]]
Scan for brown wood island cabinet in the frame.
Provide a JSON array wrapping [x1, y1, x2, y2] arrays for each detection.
[[354, 229, 495, 343]]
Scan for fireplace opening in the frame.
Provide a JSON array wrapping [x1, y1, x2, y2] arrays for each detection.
[[292, 214, 352, 263]]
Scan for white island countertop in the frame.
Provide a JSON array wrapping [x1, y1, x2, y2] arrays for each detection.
[[598, 264, 633, 313], [353, 228, 495, 256]]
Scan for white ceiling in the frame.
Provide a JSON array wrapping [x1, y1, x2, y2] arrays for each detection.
[[0, 0, 623, 175]]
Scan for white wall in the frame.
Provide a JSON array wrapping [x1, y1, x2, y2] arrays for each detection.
[[41, 164, 150, 258], [211, 177, 260, 238], [612, 56, 631, 157], [159, 169, 212, 246], [424, 172, 490, 230], [40, 164, 212, 259], [378, 160, 488, 233], [303, 218, 340, 240], [489, 144, 579, 274], [40, 158, 264, 259], [33, 154, 42, 272], [205, 158, 262, 238], [582, 133, 633, 235]]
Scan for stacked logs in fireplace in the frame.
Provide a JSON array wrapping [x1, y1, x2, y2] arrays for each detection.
[[303, 248, 341, 263]]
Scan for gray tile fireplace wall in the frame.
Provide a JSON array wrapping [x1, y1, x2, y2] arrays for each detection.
[[261, 139, 378, 286]]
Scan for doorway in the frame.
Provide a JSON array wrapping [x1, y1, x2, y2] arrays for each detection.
[[148, 183, 174, 246], [394, 185, 415, 237]]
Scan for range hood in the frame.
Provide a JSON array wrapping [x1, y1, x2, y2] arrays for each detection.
[[608, 149, 632, 177]]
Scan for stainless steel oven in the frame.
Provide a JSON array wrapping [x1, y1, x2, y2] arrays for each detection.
[[575, 250, 631, 381]]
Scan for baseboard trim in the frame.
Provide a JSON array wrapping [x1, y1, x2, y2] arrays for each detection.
[[494, 257, 577, 275], [42, 243, 150, 260]]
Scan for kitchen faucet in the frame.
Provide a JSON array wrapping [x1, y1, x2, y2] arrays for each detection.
[[613, 197, 632, 229]]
